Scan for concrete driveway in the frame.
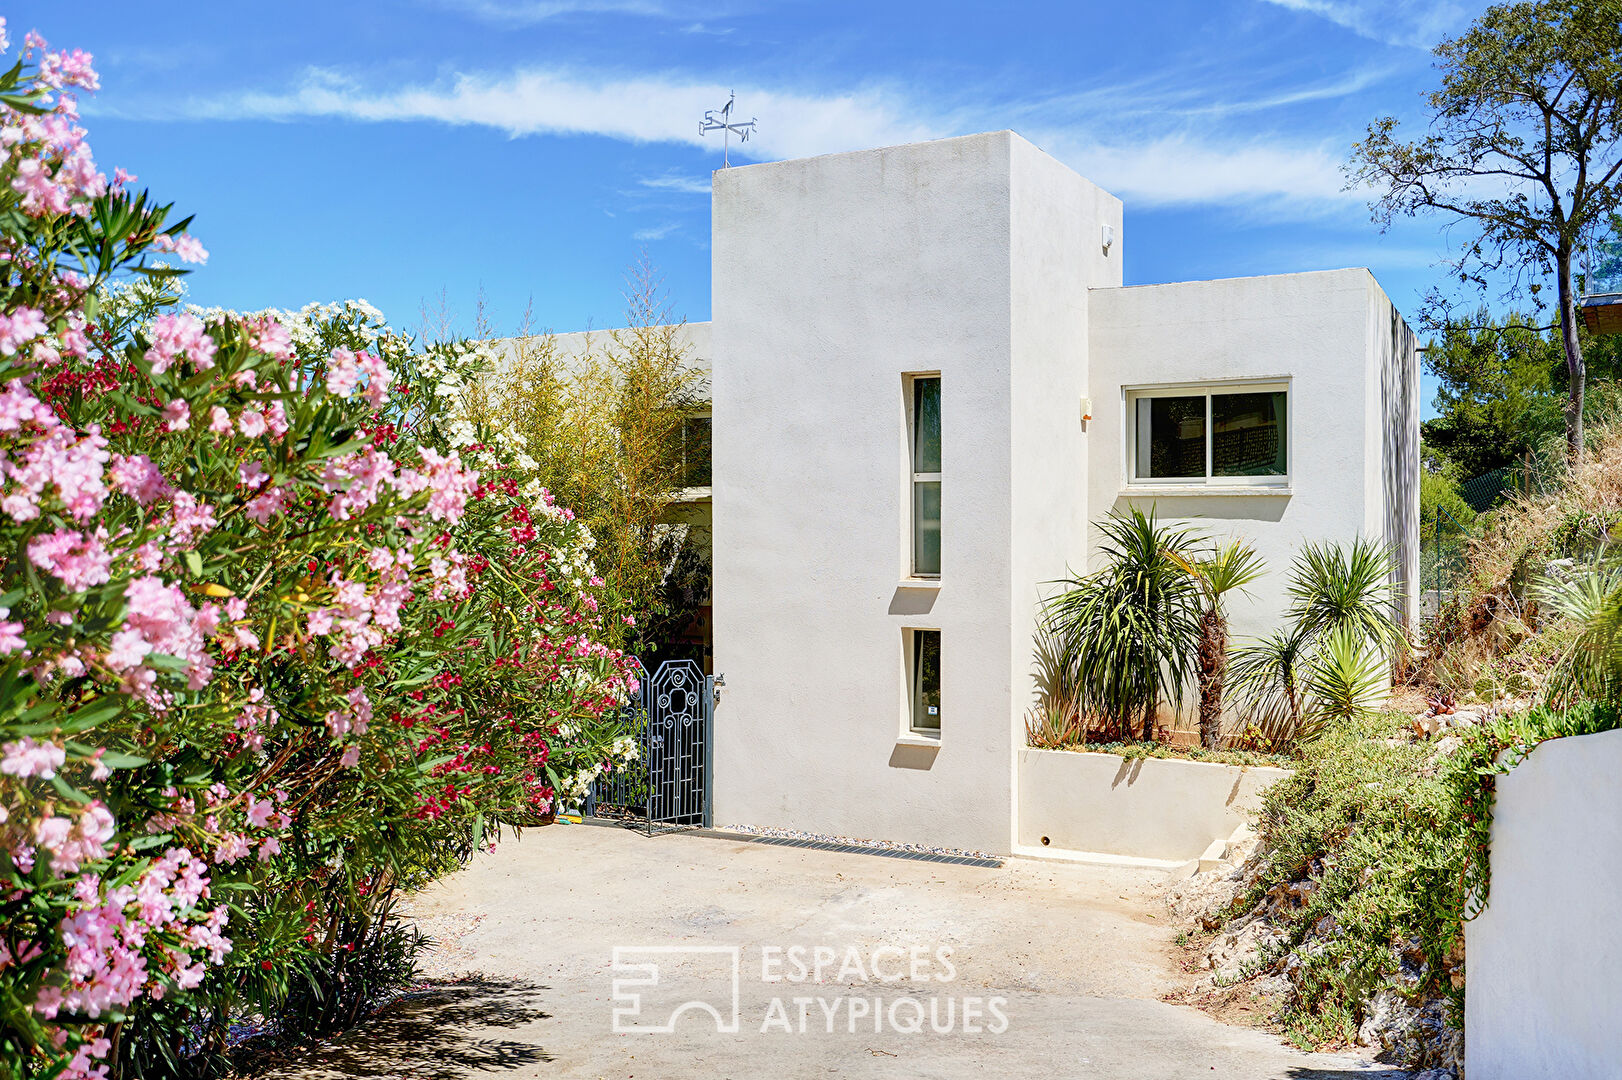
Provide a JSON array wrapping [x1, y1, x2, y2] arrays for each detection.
[[263, 824, 1407, 1080]]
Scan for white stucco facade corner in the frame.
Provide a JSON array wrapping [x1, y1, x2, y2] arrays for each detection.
[[524, 130, 1419, 855], [1465, 728, 1622, 1080]]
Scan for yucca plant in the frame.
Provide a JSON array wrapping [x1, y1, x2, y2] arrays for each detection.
[[1232, 538, 1404, 748], [1533, 557, 1622, 702], [1288, 537, 1405, 652], [1044, 508, 1202, 742], [1229, 628, 1308, 745], [1025, 624, 1086, 747], [1300, 624, 1389, 734], [1170, 539, 1265, 749]]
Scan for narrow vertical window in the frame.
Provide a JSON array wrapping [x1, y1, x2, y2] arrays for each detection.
[[910, 629, 941, 734], [910, 376, 941, 577]]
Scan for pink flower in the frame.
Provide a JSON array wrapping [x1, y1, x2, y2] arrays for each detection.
[[162, 399, 190, 432], [244, 486, 287, 525], [246, 798, 275, 829], [1, 736, 66, 779], [245, 316, 294, 361], [173, 235, 207, 264], [257, 837, 281, 862], [326, 348, 361, 398], [358, 351, 392, 409], [143, 314, 215, 374], [0, 306, 47, 355], [27, 527, 112, 592], [237, 410, 267, 438], [108, 454, 172, 505], [0, 607, 24, 653], [306, 608, 333, 636], [208, 406, 231, 434]]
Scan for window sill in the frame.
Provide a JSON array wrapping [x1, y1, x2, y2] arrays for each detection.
[[1120, 484, 1292, 497], [897, 578, 942, 590], [896, 735, 941, 748]]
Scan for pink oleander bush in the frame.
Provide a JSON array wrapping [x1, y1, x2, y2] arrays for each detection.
[[0, 25, 639, 1079]]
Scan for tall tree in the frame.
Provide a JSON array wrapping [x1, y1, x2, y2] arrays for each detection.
[[1351, 0, 1622, 463]]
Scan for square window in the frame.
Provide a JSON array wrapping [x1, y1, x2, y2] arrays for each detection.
[[1128, 383, 1288, 485], [1211, 391, 1286, 477]]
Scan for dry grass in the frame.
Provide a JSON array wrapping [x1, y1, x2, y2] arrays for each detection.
[[1421, 418, 1622, 697]]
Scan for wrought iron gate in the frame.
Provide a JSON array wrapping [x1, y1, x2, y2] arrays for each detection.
[[585, 658, 714, 830]]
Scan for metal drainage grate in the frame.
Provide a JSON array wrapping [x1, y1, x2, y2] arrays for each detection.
[[691, 829, 1003, 868]]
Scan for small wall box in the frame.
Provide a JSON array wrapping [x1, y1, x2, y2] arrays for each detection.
[[1080, 397, 1092, 423]]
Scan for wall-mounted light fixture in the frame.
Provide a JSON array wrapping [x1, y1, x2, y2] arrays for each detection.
[[1101, 225, 1115, 256]]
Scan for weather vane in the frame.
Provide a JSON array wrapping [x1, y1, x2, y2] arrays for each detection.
[[700, 92, 757, 168]]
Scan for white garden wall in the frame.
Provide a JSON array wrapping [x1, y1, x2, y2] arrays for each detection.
[[1465, 728, 1622, 1080], [1016, 749, 1287, 863]]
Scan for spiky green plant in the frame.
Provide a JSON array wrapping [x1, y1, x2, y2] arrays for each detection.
[[1233, 538, 1405, 748], [1288, 537, 1405, 650], [1170, 539, 1266, 749], [1533, 557, 1622, 702], [1044, 508, 1202, 742], [1230, 628, 1308, 745], [1301, 624, 1389, 734], [1025, 624, 1087, 747]]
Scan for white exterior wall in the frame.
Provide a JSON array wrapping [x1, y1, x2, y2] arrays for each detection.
[[1466, 729, 1622, 1080], [1085, 270, 1417, 661], [711, 132, 1115, 853], [527, 131, 1418, 852]]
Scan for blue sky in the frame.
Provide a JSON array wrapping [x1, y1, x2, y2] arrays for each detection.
[[20, 0, 1497, 413]]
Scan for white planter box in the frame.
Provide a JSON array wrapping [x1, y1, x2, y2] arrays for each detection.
[[1016, 748, 1289, 863]]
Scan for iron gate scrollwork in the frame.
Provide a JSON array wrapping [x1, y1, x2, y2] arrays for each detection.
[[586, 658, 715, 831]]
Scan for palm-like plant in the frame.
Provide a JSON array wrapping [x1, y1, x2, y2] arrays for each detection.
[[1232, 538, 1405, 748], [1300, 624, 1388, 732], [1170, 540, 1265, 749], [1288, 537, 1405, 651], [1228, 628, 1307, 743], [1533, 558, 1622, 701], [1044, 508, 1202, 742]]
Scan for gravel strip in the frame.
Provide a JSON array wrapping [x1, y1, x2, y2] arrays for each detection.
[[721, 823, 999, 863]]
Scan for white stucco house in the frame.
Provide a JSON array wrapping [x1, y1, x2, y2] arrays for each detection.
[[549, 131, 1418, 856]]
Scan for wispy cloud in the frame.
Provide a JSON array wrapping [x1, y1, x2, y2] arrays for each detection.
[[633, 221, 679, 240], [1257, 0, 1477, 49], [637, 170, 712, 194], [428, 0, 678, 24], [155, 64, 1380, 214]]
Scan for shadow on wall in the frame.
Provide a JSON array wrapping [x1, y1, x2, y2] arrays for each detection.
[[1111, 494, 1290, 523], [1379, 302, 1420, 628], [236, 977, 554, 1078]]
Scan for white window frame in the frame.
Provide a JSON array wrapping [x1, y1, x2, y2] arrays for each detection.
[[905, 373, 942, 579], [904, 627, 942, 738], [1125, 379, 1291, 489]]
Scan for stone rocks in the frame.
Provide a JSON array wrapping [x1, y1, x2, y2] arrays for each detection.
[[1202, 912, 1287, 983], [1355, 989, 1463, 1073]]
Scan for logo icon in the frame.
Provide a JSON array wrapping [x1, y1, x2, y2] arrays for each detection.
[[611, 945, 742, 1034]]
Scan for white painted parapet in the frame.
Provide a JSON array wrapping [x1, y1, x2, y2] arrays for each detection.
[[1466, 728, 1622, 1080], [1015, 748, 1288, 864]]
